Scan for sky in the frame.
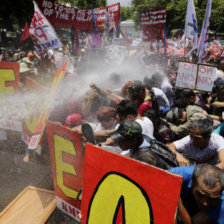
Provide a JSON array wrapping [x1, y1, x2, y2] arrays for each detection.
[[107, 0, 132, 7]]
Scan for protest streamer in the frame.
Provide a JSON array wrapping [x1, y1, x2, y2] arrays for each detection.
[[184, 0, 198, 50], [81, 144, 182, 223], [29, 1, 63, 52], [22, 61, 69, 150], [46, 121, 84, 222], [38, 0, 77, 29], [197, 0, 212, 63], [19, 22, 31, 45]]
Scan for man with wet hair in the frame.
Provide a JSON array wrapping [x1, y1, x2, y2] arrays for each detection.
[[168, 118, 224, 169], [166, 105, 207, 139], [174, 88, 196, 108], [169, 164, 224, 224], [116, 100, 154, 136]]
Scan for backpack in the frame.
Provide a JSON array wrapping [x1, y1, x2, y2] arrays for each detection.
[[142, 134, 179, 169]]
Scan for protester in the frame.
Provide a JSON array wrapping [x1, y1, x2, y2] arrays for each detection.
[[169, 164, 224, 224], [168, 118, 224, 169]]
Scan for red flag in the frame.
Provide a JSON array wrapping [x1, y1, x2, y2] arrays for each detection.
[[19, 22, 30, 45]]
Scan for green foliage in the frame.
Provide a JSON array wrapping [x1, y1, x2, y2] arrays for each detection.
[[0, 0, 34, 30], [120, 6, 134, 21], [132, 0, 224, 36]]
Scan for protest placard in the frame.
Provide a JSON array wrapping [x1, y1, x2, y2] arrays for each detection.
[[46, 121, 84, 222], [176, 61, 217, 91], [176, 61, 198, 89], [81, 144, 182, 224], [196, 64, 217, 91], [0, 62, 19, 97]]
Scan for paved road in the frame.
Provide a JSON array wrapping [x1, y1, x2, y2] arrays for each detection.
[[0, 131, 78, 223]]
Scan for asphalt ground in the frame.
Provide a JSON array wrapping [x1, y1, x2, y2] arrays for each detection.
[[0, 130, 79, 224]]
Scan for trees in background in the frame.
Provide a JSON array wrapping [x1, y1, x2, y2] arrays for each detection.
[[0, 0, 224, 36]]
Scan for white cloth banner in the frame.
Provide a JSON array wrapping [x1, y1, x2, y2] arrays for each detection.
[[184, 0, 198, 49], [197, 0, 212, 63], [29, 1, 62, 51]]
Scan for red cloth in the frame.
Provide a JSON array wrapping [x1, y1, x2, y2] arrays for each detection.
[[19, 22, 30, 45], [64, 113, 82, 128], [138, 100, 152, 116]]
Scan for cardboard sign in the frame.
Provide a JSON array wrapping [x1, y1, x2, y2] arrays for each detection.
[[0, 62, 19, 97], [196, 64, 217, 91], [23, 61, 68, 149], [176, 61, 217, 91], [176, 61, 198, 89], [38, 0, 120, 31], [81, 144, 182, 224], [46, 121, 84, 222]]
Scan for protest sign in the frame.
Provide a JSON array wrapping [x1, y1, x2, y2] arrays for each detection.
[[29, 1, 62, 51], [75, 3, 120, 31], [22, 62, 68, 149], [0, 62, 19, 97], [176, 61, 217, 91], [38, 0, 120, 31], [176, 61, 198, 89], [81, 144, 182, 224], [38, 0, 76, 29], [196, 64, 217, 91], [46, 121, 84, 221]]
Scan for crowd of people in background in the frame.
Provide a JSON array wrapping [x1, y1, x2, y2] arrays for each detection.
[[1, 34, 224, 223]]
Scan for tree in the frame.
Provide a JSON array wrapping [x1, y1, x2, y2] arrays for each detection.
[[120, 6, 134, 21]]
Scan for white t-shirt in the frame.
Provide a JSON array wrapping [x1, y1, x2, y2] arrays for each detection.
[[174, 133, 224, 164], [152, 87, 170, 107], [136, 117, 154, 136]]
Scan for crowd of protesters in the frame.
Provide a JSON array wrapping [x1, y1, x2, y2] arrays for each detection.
[[1, 35, 224, 223]]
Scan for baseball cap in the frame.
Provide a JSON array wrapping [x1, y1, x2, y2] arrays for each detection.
[[64, 113, 82, 128], [110, 119, 142, 142]]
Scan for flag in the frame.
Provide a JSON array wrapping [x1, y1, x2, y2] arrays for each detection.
[[184, 0, 198, 49], [141, 9, 166, 26], [197, 0, 212, 63], [92, 8, 97, 33], [29, 1, 62, 52], [19, 22, 30, 45]]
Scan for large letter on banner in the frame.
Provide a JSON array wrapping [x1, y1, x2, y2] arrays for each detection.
[[46, 121, 84, 221], [81, 144, 182, 224], [23, 61, 68, 149], [0, 62, 19, 96]]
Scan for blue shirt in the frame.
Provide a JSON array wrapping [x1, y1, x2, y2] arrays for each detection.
[[169, 166, 224, 224]]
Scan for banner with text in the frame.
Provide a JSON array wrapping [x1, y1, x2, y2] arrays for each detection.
[[81, 144, 182, 224], [47, 121, 84, 222], [38, 0, 120, 31]]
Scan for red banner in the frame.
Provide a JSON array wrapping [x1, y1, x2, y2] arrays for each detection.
[[81, 144, 182, 224], [0, 62, 19, 97], [143, 25, 164, 42], [38, 0, 120, 30], [75, 4, 120, 31], [46, 121, 84, 221]]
